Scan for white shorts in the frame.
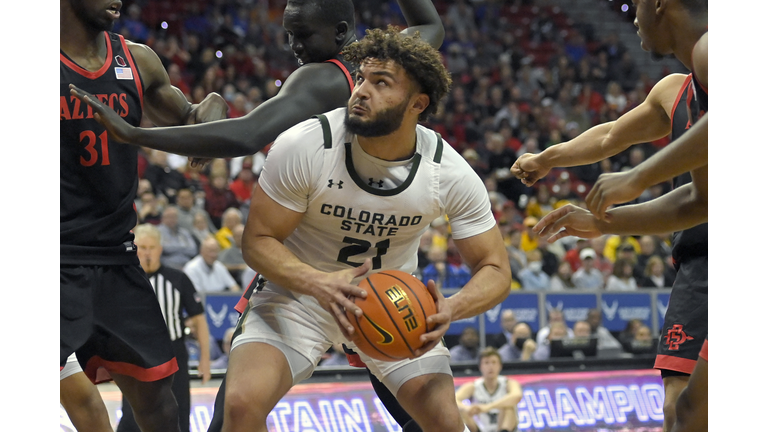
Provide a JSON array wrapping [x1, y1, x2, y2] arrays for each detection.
[[232, 286, 452, 393], [60, 353, 82, 381]]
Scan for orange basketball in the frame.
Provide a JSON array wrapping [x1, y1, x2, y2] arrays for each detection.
[[346, 270, 437, 361]]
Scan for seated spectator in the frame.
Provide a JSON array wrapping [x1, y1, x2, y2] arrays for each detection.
[[175, 187, 215, 235], [137, 190, 163, 225], [605, 258, 638, 291], [638, 255, 675, 288], [143, 150, 188, 204], [210, 327, 236, 370], [450, 327, 481, 363], [487, 309, 517, 349], [498, 322, 547, 362], [520, 216, 540, 252], [215, 207, 243, 250], [517, 248, 550, 290], [549, 261, 576, 290], [158, 206, 198, 269], [572, 248, 605, 289], [204, 172, 239, 229], [586, 308, 623, 351], [229, 156, 257, 204], [506, 229, 527, 282], [618, 319, 644, 351], [532, 321, 570, 360], [219, 224, 247, 281], [183, 237, 241, 293], [190, 211, 215, 247], [536, 309, 575, 345], [455, 347, 523, 432], [421, 244, 472, 289]]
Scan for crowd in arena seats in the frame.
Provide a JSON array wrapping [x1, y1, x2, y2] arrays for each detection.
[[118, 0, 680, 366]]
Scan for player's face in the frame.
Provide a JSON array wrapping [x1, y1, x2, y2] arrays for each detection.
[[632, 0, 669, 59], [479, 355, 502, 378], [69, 0, 122, 32], [135, 235, 162, 274], [283, 5, 339, 66], [345, 58, 417, 137]]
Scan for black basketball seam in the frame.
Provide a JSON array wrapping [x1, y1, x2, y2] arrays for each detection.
[[354, 278, 401, 361], [383, 272, 432, 331], [368, 272, 414, 355]]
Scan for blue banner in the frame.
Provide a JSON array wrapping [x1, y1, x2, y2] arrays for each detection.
[[544, 294, 597, 328], [600, 293, 653, 332], [204, 294, 241, 340], [656, 293, 670, 331], [485, 293, 541, 333]]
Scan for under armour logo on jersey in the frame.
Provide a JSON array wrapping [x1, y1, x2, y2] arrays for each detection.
[[328, 179, 343, 189], [368, 178, 384, 188], [114, 55, 127, 67]]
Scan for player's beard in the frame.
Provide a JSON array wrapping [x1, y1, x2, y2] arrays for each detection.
[[70, 0, 116, 32], [345, 98, 410, 138]]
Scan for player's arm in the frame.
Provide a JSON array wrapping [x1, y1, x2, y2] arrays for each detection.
[[511, 73, 686, 186], [445, 226, 511, 321], [585, 36, 707, 219], [671, 357, 708, 432], [455, 382, 476, 407], [126, 41, 228, 127], [241, 183, 370, 335], [397, 0, 445, 49], [535, 164, 707, 241], [480, 379, 523, 412], [70, 62, 349, 157], [187, 313, 211, 384]]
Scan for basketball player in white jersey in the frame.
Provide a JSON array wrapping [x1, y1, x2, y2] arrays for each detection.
[[224, 27, 511, 432], [455, 348, 523, 432]]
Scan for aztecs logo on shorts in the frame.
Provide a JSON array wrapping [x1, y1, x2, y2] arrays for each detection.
[[662, 324, 694, 350]]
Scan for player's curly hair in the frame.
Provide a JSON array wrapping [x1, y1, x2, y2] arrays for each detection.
[[342, 25, 452, 122]]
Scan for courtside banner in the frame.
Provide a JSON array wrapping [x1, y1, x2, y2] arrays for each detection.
[[599, 293, 653, 332], [544, 293, 598, 329], [486, 293, 541, 332], [64, 369, 664, 431], [203, 294, 241, 340], [655, 292, 671, 331]]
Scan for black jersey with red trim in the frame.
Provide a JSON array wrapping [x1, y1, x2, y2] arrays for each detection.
[[324, 53, 355, 94], [60, 32, 144, 265], [669, 73, 708, 265]]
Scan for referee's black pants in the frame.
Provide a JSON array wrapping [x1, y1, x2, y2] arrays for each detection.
[[117, 338, 190, 432]]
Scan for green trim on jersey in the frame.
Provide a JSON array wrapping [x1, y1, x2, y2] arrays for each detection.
[[313, 114, 333, 149], [433, 132, 444, 163], [344, 142, 422, 196]]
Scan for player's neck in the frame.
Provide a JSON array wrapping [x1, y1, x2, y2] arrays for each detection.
[[356, 121, 418, 162], [670, 20, 707, 71], [61, 22, 108, 69], [483, 376, 498, 392]]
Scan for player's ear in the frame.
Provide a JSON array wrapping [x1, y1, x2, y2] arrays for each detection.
[[655, 0, 667, 15], [410, 93, 430, 116], [335, 21, 349, 43]]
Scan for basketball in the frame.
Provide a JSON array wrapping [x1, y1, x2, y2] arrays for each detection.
[[346, 270, 437, 361]]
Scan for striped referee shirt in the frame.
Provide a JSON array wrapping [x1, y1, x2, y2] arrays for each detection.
[[146, 265, 205, 341]]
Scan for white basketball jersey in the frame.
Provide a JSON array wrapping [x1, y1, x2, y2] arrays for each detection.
[[257, 107, 495, 317], [472, 376, 509, 432]]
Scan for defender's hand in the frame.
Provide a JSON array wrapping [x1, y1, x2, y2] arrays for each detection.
[[69, 84, 137, 144], [511, 153, 550, 187], [533, 204, 604, 243], [586, 170, 645, 221]]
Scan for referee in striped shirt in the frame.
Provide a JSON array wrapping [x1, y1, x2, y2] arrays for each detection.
[[117, 224, 212, 432]]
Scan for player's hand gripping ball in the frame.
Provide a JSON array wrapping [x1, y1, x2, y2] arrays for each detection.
[[345, 270, 437, 361]]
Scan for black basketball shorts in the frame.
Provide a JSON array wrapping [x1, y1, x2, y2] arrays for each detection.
[[60, 264, 178, 384], [654, 255, 707, 376]]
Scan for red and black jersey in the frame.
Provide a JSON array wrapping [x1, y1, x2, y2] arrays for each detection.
[[60, 32, 144, 265], [668, 73, 708, 266], [324, 53, 356, 94]]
